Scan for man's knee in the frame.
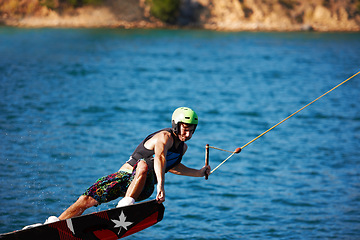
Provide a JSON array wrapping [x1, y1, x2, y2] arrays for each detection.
[[136, 161, 148, 176], [78, 195, 98, 208]]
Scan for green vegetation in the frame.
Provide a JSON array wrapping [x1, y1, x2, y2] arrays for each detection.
[[322, 0, 330, 8], [39, 0, 56, 9], [39, 0, 103, 10], [243, 6, 253, 18], [149, 0, 180, 24], [239, 1, 253, 18], [278, 0, 298, 10]]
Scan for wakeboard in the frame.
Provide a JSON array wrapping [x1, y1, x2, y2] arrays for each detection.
[[0, 199, 164, 240]]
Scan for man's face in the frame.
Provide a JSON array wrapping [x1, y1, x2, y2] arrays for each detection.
[[178, 123, 195, 142]]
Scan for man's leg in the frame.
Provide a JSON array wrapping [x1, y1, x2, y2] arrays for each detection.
[[126, 160, 148, 199], [117, 161, 148, 207], [58, 195, 99, 220]]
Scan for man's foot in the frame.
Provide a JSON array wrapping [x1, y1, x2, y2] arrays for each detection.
[[22, 216, 60, 230], [22, 223, 42, 230], [116, 197, 135, 208], [44, 216, 60, 224]]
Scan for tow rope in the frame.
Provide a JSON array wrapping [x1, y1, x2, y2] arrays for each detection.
[[207, 70, 360, 176]]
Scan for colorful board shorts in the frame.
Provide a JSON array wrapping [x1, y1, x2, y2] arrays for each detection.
[[83, 160, 155, 205]]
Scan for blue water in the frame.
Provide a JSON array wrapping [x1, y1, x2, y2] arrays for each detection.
[[1, 28, 360, 239]]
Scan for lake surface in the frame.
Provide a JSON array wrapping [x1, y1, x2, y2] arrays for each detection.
[[0, 28, 360, 239]]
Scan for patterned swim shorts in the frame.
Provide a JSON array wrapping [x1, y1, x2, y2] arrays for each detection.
[[83, 161, 155, 205]]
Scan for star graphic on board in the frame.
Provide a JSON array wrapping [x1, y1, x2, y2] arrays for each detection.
[[112, 211, 133, 234]]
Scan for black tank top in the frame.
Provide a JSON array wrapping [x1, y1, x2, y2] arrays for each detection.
[[127, 128, 184, 172]]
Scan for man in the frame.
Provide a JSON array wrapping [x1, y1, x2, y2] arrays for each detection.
[[43, 107, 210, 223]]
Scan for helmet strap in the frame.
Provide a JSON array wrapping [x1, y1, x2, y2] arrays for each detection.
[[172, 120, 179, 135], [172, 121, 197, 136]]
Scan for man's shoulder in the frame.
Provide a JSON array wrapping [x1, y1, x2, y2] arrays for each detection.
[[144, 129, 173, 150], [147, 128, 172, 140], [154, 130, 176, 149], [156, 130, 173, 140]]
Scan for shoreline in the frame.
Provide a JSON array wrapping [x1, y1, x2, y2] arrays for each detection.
[[1, 2, 360, 32], [2, 19, 359, 32], [2, 20, 360, 32]]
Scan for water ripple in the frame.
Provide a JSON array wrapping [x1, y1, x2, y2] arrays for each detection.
[[1, 29, 359, 239]]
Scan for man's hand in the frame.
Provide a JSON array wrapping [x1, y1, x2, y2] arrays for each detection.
[[201, 165, 211, 178], [156, 185, 165, 203]]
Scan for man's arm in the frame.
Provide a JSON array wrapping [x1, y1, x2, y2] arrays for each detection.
[[168, 143, 211, 177], [152, 131, 173, 203], [169, 163, 210, 177]]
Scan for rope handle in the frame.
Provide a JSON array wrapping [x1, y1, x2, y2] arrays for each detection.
[[204, 144, 209, 180]]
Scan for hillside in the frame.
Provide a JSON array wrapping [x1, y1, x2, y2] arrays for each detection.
[[1, 0, 360, 31]]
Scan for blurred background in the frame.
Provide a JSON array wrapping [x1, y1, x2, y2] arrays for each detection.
[[1, 0, 360, 31]]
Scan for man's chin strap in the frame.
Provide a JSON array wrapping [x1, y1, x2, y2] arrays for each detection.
[[172, 122, 197, 136]]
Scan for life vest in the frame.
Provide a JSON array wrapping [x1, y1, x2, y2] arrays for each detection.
[[127, 128, 184, 172]]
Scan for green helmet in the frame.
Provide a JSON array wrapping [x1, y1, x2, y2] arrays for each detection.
[[172, 107, 198, 134]]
